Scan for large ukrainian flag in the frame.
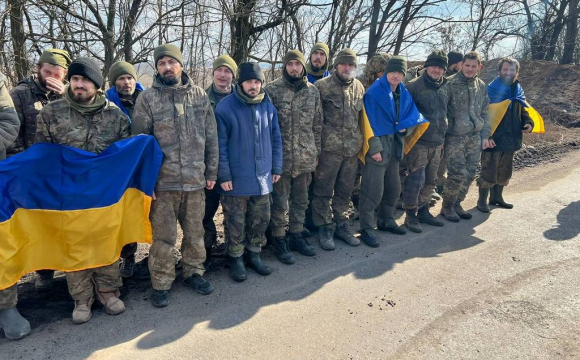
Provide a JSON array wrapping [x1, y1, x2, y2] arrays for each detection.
[[488, 77, 545, 135], [0, 135, 162, 290]]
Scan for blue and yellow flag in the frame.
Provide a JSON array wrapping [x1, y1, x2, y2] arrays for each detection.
[[488, 77, 545, 135], [0, 135, 162, 290], [359, 75, 429, 163]]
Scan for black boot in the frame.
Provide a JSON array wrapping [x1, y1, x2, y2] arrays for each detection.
[[490, 185, 513, 209], [151, 290, 169, 308], [455, 202, 472, 219], [417, 206, 444, 227], [183, 274, 214, 295], [378, 218, 407, 235], [360, 229, 380, 248], [120, 256, 135, 278], [272, 236, 296, 265], [288, 231, 317, 256], [229, 255, 247, 282], [404, 209, 422, 233], [0, 307, 31, 340], [477, 187, 490, 213], [245, 251, 272, 276]]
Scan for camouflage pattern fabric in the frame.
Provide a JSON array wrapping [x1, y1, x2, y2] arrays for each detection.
[[221, 194, 270, 257]]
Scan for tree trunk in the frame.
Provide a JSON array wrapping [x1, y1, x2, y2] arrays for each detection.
[[562, 0, 579, 64], [9, 0, 28, 80]]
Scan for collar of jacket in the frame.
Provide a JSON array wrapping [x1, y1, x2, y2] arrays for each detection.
[[422, 71, 447, 89], [331, 70, 353, 86], [282, 69, 308, 92], [456, 70, 478, 84], [152, 72, 193, 92], [234, 84, 266, 104]]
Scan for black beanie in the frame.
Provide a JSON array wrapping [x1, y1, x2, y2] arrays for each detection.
[[447, 51, 463, 66], [424, 50, 448, 69], [385, 56, 407, 75], [68, 57, 103, 88], [237, 62, 264, 84]]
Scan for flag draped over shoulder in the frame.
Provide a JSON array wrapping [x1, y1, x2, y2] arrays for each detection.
[[488, 77, 545, 135], [359, 75, 429, 163], [0, 135, 162, 290]]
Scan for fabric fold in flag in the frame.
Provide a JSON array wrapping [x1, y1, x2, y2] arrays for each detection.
[[0, 135, 162, 290], [488, 76, 545, 135]]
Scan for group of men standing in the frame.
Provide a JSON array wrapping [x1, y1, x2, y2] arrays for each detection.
[[0, 42, 534, 341]]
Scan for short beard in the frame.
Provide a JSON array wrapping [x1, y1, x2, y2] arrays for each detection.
[[337, 72, 354, 82], [160, 74, 179, 86], [116, 87, 134, 97], [37, 72, 48, 88], [310, 65, 321, 72], [500, 75, 516, 85], [72, 92, 95, 104]]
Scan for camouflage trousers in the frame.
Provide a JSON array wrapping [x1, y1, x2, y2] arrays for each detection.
[[402, 144, 442, 209], [203, 186, 221, 249], [66, 260, 122, 301], [0, 285, 17, 309], [311, 151, 358, 227], [351, 160, 364, 209], [436, 146, 449, 188], [443, 132, 482, 204], [221, 194, 270, 257], [359, 157, 401, 230], [149, 190, 206, 291], [477, 151, 515, 188], [270, 172, 312, 237]]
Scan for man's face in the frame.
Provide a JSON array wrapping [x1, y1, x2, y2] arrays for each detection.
[[336, 63, 356, 82], [213, 66, 234, 89], [499, 62, 518, 85], [386, 71, 404, 88], [70, 75, 97, 104], [241, 79, 262, 98], [115, 74, 136, 96], [461, 58, 481, 79], [310, 49, 327, 70], [285, 60, 304, 79], [426, 65, 445, 81], [157, 56, 182, 85], [37, 63, 67, 88]]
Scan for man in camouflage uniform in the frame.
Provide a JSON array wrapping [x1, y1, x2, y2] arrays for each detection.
[[35, 57, 130, 324], [132, 44, 218, 307], [265, 50, 323, 264], [203, 55, 237, 268], [441, 51, 491, 222], [9, 48, 71, 292], [312, 48, 364, 250], [0, 72, 28, 340], [306, 42, 331, 84]]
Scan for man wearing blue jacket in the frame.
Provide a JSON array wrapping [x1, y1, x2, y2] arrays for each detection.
[[215, 62, 283, 282]]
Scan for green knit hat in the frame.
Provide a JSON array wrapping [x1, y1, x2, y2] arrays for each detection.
[[108, 61, 137, 84], [310, 42, 329, 59], [39, 49, 72, 69], [334, 48, 358, 66], [424, 50, 448, 69], [213, 55, 238, 75], [385, 56, 407, 75], [154, 44, 184, 69], [283, 50, 306, 68]]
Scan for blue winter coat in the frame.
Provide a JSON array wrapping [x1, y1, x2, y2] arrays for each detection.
[[215, 86, 283, 196]]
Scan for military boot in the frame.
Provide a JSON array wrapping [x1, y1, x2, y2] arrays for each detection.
[[120, 256, 135, 278], [183, 274, 214, 295], [35, 270, 54, 292], [454, 202, 472, 219], [334, 222, 361, 246], [490, 185, 513, 209], [72, 296, 94, 324], [97, 290, 125, 315], [318, 224, 335, 251], [272, 236, 296, 265], [288, 232, 317, 256], [477, 187, 490, 213], [404, 209, 422, 233], [360, 229, 379, 248], [151, 290, 169, 308], [229, 256, 247, 282], [0, 307, 31, 340], [377, 205, 406, 235], [245, 251, 272, 276], [441, 201, 460, 222]]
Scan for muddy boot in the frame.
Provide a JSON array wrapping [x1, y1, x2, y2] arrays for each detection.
[[477, 187, 490, 213], [183, 274, 214, 295], [404, 209, 422, 233], [416, 206, 442, 227], [334, 222, 360, 247], [120, 256, 135, 278], [245, 251, 272, 276], [441, 201, 460, 222], [0, 307, 31, 340], [72, 296, 94, 324], [151, 290, 169, 308], [490, 185, 513, 209], [360, 229, 379, 248], [318, 224, 336, 251], [272, 236, 296, 265], [35, 270, 54, 292], [97, 290, 125, 315], [454, 202, 472, 220], [288, 232, 317, 257], [229, 256, 247, 282]]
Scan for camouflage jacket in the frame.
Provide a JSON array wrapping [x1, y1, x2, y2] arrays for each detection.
[[265, 77, 323, 177], [446, 71, 490, 140], [35, 96, 130, 153], [315, 72, 365, 157], [132, 72, 219, 192], [0, 74, 19, 160], [8, 76, 63, 154]]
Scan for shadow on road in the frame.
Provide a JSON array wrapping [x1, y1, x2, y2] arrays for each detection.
[[543, 200, 580, 241]]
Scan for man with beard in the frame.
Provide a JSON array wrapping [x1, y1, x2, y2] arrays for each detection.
[[215, 62, 282, 281], [312, 49, 364, 250], [35, 57, 130, 324], [132, 44, 218, 307], [441, 51, 491, 222], [477, 57, 535, 212], [306, 42, 331, 83], [264, 50, 322, 264]]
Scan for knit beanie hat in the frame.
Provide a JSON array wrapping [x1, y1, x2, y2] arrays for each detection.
[[447, 51, 463, 66], [334, 48, 358, 66], [108, 61, 137, 84], [213, 55, 238, 75], [309, 43, 329, 60], [238, 62, 264, 84], [68, 57, 103, 88], [385, 56, 407, 75], [424, 50, 448, 69], [154, 44, 184, 69], [39, 49, 72, 69], [284, 50, 306, 68]]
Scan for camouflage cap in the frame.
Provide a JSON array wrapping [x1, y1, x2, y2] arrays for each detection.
[[39, 49, 72, 69]]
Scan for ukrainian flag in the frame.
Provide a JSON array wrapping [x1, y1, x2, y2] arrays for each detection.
[[0, 135, 162, 290], [488, 77, 545, 135]]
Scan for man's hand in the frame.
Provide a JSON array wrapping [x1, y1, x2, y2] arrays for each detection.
[[152, 191, 157, 201], [482, 139, 496, 150], [371, 152, 382, 162], [273, 175, 281, 183], [45, 77, 66, 95], [221, 181, 233, 191], [523, 124, 533, 133], [206, 180, 216, 190]]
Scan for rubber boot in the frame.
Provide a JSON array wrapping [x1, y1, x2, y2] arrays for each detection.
[[454, 202, 472, 219], [404, 209, 422, 233], [477, 187, 490, 213], [0, 307, 31, 340], [417, 206, 444, 227], [441, 200, 460, 222], [490, 185, 513, 209], [245, 251, 272, 276], [229, 255, 247, 282]]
